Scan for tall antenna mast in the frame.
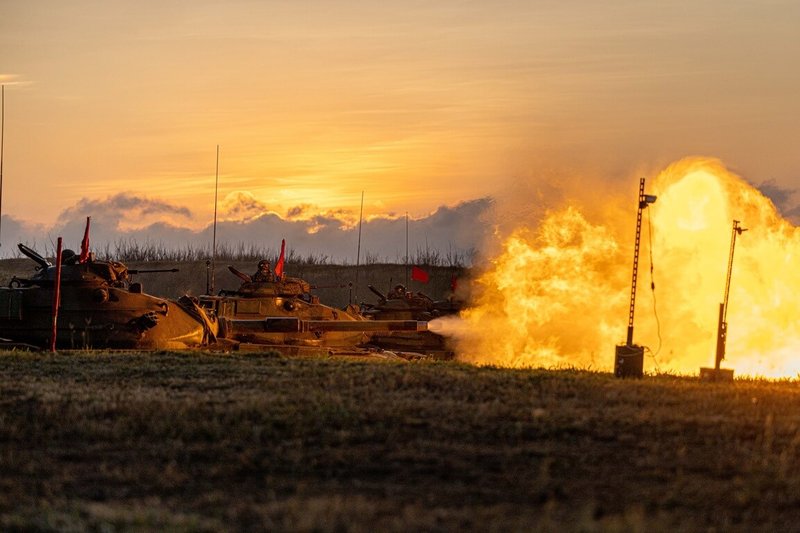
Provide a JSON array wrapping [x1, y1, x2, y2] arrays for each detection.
[[0, 85, 5, 248], [614, 177, 656, 378], [405, 212, 409, 286], [701, 219, 746, 382], [721, 220, 745, 329], [210, 145, 219, 294], [712, 220, 747, 374], [625, 178, 655, 345], [354, 190, 364, 303]]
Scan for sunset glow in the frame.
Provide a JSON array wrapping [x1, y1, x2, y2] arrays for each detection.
[[3, 3, 800, 371], [1, 1, 798, 233]]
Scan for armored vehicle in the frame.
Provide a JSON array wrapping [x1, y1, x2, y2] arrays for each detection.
[[198, 266, 425, 355], [360, 284, 461, 357], [0, 244, 217, 349]]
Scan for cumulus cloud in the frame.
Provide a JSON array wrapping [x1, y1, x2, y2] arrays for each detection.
[[222, 191, 273, 220], [0, 215, 48, 256], [37, 193, 194, 253], [286, 204, 313, 219], [56, 193, 192, 233], [2, 194, 494, 263], [58, 193, 192, 221]]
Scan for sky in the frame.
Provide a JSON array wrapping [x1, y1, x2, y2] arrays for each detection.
[[0, 0, 798, 260]]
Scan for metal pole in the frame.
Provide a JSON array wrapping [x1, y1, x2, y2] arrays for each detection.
[[205, 259, 211, 295], [0, 85, 5, 248], [354, 191, 364, 303], [210, 145, 219, 294], [622, 177, 658, 346], [405, 212, 409, 287], [715, 220, 746, 369], [626, 178, 646, 345], [50, 237, 63, 352], [722, 220, 744, 323], [614, 179, 656, 378]]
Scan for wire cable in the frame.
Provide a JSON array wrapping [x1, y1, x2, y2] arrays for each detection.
[[646, 206, 662, 372]]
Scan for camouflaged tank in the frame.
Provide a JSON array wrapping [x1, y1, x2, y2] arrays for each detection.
[[0, 244, 217, 349], [198, 266, 425, 354], [360, 284, 461, 358]]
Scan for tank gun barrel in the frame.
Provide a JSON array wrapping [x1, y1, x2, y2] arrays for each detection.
[[128, 268, 179, 274], [227, 265, 252, 283], [303, 319, 427, 332], [368, 285, 387, 300], [219, 317, 428, 336]]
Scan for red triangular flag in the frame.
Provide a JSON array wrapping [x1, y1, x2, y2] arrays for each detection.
[[411, 265, 429, 284], [79, 216, 91, 263], [275, 239, 286, 279]]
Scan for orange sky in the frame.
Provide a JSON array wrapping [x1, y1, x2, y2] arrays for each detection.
[[1, 1, 798, 229]]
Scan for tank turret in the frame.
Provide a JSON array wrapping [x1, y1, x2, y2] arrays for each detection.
[[359, 284, 461, 358]]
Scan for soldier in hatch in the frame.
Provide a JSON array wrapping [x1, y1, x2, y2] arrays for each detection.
[[252, 260, 276, 282], [388, 284, 406, 299], [61, 249, 79, 265]]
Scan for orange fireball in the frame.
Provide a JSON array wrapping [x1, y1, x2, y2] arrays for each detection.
[[435, 157, 800, 378]]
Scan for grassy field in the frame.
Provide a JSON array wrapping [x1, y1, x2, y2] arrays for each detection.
[[2, 352, 800, 531]]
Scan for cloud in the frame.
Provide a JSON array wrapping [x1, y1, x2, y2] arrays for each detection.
[[757, 180, 800, 225], [222, 191, 272, 220], [286, 204, 312, 219], [360, 198, 494, 263], [0, 74, 31, 86], [3, 194, 494, 263], [286, 205, 356, 229], [42, 193, 194, 252], [57, 193, 192, 227], [0, 216, 48, 256]]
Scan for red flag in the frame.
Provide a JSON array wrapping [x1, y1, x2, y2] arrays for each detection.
[[450, 274, 458, 293], [275, 239, 286, 279], [411, 266, 429, 284], [79, 216, 91, 263]]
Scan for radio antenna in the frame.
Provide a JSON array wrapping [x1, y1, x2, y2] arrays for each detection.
[[354, 190, 364, 303], [405, 212, 409, 286], [0, 85, 5, 248], [701, 219, 746, 381], [614, 177, 657, 378], [210, 145, 219, 294]]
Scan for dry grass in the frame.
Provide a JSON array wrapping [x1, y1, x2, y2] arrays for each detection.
[[2, 352, 800, 531]]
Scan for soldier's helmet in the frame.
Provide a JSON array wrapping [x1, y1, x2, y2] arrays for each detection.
[[394, 284, 406, 294], [258, 260, 270, 270], [61, 249, 78, 264]]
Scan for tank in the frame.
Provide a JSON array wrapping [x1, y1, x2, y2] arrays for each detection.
[[360, 284, 461, 357], [0, 244, 217, 350], [198, 266, 425, 353]]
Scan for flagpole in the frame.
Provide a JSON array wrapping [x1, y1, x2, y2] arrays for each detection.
[[354, 190, 364, 303], [210, 145, 219, 294]]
